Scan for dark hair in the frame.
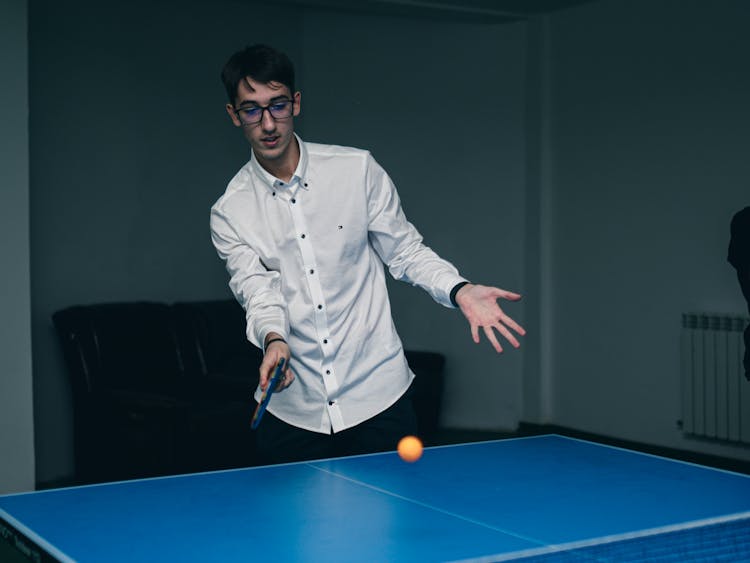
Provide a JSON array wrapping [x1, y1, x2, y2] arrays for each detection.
[[221, 44, 296, 104]]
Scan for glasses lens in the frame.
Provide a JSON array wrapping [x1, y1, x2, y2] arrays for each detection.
[[238, 107, 262, 124], [268, 101, 293, 120]]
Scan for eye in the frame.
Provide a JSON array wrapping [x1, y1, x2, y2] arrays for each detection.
[[270, 102, 289, 111], [241, 107, 261, 117]]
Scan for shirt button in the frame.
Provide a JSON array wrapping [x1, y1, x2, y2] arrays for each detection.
[[323, 339, 328, 344], [301, 234, 306, 239], [328, 401, 335, 406], [291, 198, 296, 203], [309, 269, 314, 274], [326, 370, 331, 375], [317, 304, 323, 310]]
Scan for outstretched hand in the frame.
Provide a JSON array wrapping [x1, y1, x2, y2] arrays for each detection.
[[455, 284, 526, 353]]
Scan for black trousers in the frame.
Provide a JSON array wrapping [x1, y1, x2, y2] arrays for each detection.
[[255, 385, 418, 465]]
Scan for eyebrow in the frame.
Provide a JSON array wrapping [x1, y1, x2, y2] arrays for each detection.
[[236, 95, 291, 108]]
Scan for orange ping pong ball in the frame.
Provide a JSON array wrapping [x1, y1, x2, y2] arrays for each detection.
[[397, 435, 423, 463]]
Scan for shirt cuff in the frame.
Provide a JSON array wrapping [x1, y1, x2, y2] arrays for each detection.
[[449, 281, 471, 307], [250, 322, 289, 351]]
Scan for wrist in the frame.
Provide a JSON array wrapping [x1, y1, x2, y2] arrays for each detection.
[[450, 282, 472, 307], [264, 331, 283, 344], [264, 332, 287, 352]]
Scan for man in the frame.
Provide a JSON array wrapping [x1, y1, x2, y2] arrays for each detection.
[[210, 45, 525, 464], [728, 206, 750, 380]]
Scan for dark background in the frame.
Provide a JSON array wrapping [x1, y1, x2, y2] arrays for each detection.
[[1, 0, 748, 492]]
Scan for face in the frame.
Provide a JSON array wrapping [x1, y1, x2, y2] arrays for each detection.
[[226, 77, 301, 175]]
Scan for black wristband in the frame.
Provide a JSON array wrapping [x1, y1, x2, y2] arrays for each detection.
[[450, 281, 470, 307], [264, 337, 287, 352]]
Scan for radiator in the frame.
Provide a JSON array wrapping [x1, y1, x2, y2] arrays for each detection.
[[681, 313, 750, 444]]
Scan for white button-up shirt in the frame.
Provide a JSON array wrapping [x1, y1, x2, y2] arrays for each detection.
[[210, 135, 466, 434]]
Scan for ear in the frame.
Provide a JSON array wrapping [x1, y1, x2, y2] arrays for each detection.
[[226, 103, 241, 127], [292, 91, 301, 117]]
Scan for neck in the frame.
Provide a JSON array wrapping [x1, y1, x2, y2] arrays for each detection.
[[256, 138, 300, 183]]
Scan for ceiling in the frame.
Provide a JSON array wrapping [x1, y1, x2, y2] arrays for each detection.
[[268, 0, 597, 23]]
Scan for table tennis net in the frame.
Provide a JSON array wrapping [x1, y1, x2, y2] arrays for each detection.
[[491, 513, 750, 562]]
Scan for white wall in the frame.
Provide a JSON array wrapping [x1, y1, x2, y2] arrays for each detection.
[[0, 0, 35, 493], [547, 0, 750, 461], [299, 11, 529, 430]]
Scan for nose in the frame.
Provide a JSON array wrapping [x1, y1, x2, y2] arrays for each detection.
[[260, 108, 276, 132]]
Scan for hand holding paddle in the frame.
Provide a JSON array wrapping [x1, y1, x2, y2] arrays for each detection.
[[251, 358, 287, 429]]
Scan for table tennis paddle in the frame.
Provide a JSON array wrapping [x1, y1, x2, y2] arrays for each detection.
[[250, 357, 286, 430]]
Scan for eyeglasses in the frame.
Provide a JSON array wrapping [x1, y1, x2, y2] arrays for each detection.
[[233, 99, 294, 125]]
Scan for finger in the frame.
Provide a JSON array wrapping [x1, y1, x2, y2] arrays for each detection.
[[495, 322, 520, 349], [471, 322, 480, 344], [278, 367, 294, 391], [258, 370, 270, 391], [258, 357, 277, 390], [483, 325, 504, 353], [499, 314, 526, 336], [497, 289, 522, 301]]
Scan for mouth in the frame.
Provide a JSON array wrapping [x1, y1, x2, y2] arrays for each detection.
[[260, 135, 280, 148]]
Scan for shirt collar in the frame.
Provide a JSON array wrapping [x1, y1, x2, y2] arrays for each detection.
[[250, 133, 311, 193]]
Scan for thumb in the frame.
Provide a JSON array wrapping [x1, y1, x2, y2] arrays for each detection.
[[498, 289, 522, 301]]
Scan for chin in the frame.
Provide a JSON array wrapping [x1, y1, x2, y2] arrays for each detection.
[[254, 141, 286, 159], [257, 148, 282, 162]]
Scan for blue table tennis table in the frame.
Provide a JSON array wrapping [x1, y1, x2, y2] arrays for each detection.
[[2, 435, 749, 562]]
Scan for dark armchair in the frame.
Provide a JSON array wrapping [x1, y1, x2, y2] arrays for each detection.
[[53, 299, 444, 484]]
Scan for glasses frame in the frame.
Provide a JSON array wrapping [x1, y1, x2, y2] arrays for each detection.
[[232, 98, 295, 126]]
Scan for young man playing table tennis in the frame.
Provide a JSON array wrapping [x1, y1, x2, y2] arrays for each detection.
[[210, 44, 525, 464]]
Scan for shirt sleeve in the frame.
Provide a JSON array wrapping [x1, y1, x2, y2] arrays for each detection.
[[364, 152, 467, 308], [210, 205, 290, 348]]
